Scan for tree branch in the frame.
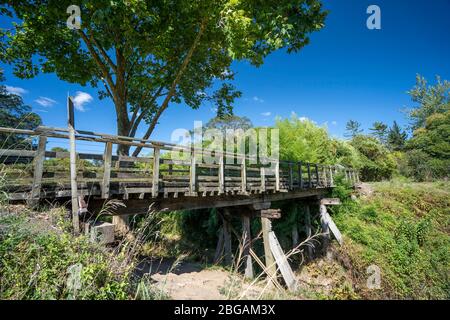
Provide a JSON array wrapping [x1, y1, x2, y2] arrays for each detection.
[[132, 18, 208, 157], [78, 29, 116, 98], [88, 30, 117, 73]]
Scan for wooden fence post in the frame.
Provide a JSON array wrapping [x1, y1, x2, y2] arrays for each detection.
[[298, 162, 303, 189], [101, 142, 113, 199], [240, 156, 247, 194], [30, 135, 47, 204], [67, 96, 79, 234], [275, 160, 280, 192], [218, 154, 225, 194], [189, 149, 196, 196], [315, 164, 320, 187], [307, 163, 311, 188], [288, 162, 294, 190], [260, 166, 266, 193], [152, 147, 160, 198]]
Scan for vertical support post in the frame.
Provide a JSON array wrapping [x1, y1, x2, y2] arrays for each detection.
[[241, 214, 254, 279], [274, 160, 280, 192], [307, 163, 311, 188], [356, 171, 360, 184], [189, 149, 196, 196], [222, 211, 232, 266], [218, 154, 225, 194], [168, 164, 173, 175], [315, 164, 320, 187], [68, 96, 79, 234], [101, 142, 113, 199], [298, 162, 303, 189], [291, 224, 299, 248], [329, 166, 334, 187], [288, 162, 294, 190], [261, 217, 277, 282], [320, 203, 330, 250], [240, 156, 247, 194], [31, 135, 47, 203], [213, 226, 225, 264], [152, 147, 160, 198], [304, 205, 313, 260], [260, 166, 266, 193]]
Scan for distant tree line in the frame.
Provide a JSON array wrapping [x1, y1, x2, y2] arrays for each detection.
[[344, 75, 449, 181]]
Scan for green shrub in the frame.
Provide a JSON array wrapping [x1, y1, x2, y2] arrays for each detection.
[[0, 213, 143, 300]]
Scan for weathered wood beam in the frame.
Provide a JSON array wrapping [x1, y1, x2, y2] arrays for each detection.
[[152, 147, 160, 198], [241, 214, 254, 279], [101, 142, 113, 199], [30, 135, 47, 203], [261, 217, 277, 284], [68, 96, 79, 234]]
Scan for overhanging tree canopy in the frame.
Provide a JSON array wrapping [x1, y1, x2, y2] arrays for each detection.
[[1, 0, 327, 155]]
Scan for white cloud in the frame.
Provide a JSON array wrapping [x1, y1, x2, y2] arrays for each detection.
[[253, 96, 265, 103], [261, 112, 272, 117], [298, 117, 308, 122], [72, 91, 93, 112], [5, 85, 28, 96], [35, 96, 57, 107]]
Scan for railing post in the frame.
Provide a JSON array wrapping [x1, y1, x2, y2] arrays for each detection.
[[260, 166, 266, 193], [288, 162, 294, 190], [307, 163, 311, 188], [152, 147, 160, 198], [68, 96, 79, 234], [329, 166, 334, 187], [101, 142, 113, 199], [241, 156, 247, 194], [315, 164, 320, 187], [218, 154, 225, 194], [189, 149, 196, 196], [30, 135, 47, 203], [275, 160, 280, 192], [298, 162, 303, 189]]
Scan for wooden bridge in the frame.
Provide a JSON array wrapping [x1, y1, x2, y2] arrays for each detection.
[[0, 101, 359, 288], [0, 125, 358, 210]]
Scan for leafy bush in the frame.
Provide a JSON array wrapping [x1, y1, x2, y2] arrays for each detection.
[[350, 135, 397, 181], [333, 181, 450, 299], [0, 211, 162, 300]]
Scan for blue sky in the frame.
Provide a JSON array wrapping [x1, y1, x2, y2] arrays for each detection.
[[1, 0, 450, 146]]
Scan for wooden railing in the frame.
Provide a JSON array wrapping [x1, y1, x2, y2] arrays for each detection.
[[0, 126, 360, 202]]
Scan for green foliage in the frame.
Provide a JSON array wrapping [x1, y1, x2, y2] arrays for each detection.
[[350, 135, 397, 181], [1, 0, 327, 144], [0, 69, 41, 149], [333, 181, 450, 299], [276, 114, 361, 169], [402, 111, 450, 181], [0, 211, 150, 300], [387, 121, 408, 151], [407, 74, 450, 131], [370, 121, 388, 144], [345, 120, 363, 138]]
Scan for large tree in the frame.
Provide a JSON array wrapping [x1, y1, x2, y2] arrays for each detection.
[[387, 121, 407, 151], [1, 0, 327, 155], [370, 121, 388, 144], [345, 120, 363, 138], [407, 74, 450, 131]]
